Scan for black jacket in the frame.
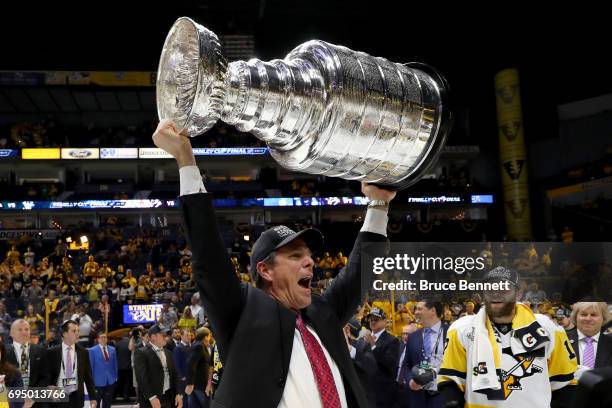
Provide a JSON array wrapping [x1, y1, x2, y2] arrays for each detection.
[[350, 338, 377, 407], [6, 342, 49, 389], [45, 343, 96, 407], [567, 329, 612, 368], [180, 193, 388, 408], [133, 345, 179, 407], [371, 330, 400, 406], [187, 343, 212, 391]]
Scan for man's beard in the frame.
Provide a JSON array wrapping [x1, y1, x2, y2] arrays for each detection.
[[485, 301, 516, 321]]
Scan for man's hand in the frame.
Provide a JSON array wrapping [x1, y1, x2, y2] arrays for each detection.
[[364, 332, 376, 347], [175, 394, 183, 408], [205, 382, 213, 397], [409, 379, 423, 391], [185, 384, 194, 395], [90, 401, 97, 408], [150, 397, 162, 408], [361, 182, 396, 203], [152, 119, 196, 168]]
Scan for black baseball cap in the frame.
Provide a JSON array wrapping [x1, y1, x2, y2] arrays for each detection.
[[367, 307, 387, 320], [481, 266, 519, 287], [250, 225, 324, 278], [148, 324, 171, 336]]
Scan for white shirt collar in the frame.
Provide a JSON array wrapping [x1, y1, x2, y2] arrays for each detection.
[[62, 342, 75, 351], [578, 330, 601, 342], [372, 329, 385, 340], [426, 320, 442, 334], [13, 341, 26, 350]]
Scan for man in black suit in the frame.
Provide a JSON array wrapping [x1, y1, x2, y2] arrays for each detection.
[[45, 319, 97, 408], [396, 323, 418, 408], [402, 300, 448, 408], [152, 120, 394, 408], [364, 307, 400, 408], [115, 333, 133, 402], [7, 319, 49, 407], [567, 302, 612, 374], [344, 318, 377, 407], [133, 325, 182, 408]]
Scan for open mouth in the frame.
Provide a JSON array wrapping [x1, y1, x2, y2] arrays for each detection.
[[298, 277, 312, 289]]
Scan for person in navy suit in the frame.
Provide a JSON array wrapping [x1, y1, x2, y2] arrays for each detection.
[[401, 299, 448, 408], [173, 328, 193, 408], [88, 332, 118, 408]]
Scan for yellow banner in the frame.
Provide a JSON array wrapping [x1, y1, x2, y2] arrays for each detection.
[[22, 148, 60, 159]]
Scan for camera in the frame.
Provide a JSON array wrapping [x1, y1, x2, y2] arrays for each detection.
[[411, 364, 437, 386]]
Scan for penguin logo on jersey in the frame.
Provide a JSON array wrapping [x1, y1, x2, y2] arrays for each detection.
[[500, 352, 543, 399]]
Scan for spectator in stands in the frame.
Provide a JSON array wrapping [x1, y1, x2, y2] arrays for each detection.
[[178, 307, 197, 331], [75, 304, 94, 347], [24, 304, 44, 337], [23, 247, 35, 268], [83, 255, 99, 279], [524, 282, 548, 305], [24, 279, 43, 299], [188, 294, 205, 328], [0, 301, 13, 342], [159, 302, 178, 330]]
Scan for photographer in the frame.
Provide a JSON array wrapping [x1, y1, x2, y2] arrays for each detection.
[[401, 299, 448, 408]]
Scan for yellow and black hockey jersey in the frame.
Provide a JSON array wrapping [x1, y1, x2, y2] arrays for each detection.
[[438, 303, 577, 408]]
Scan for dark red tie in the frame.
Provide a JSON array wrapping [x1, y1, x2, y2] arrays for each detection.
[[295, 314, 341, 408], [103, 346, 109, 362]]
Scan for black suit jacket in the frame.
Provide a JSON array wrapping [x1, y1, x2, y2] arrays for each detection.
[[351, 338, 377, 408], [371, 330, 400, 405], [133, 345, 179, 407], [6, 342, 49, 388], [567, 329, 612, 368], [180, 193, 388, 408], [45, 344, 96, 407], [187, 343, 211, 391]]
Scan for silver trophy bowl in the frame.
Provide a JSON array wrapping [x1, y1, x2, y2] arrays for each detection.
[[157, 17, 452, 190]]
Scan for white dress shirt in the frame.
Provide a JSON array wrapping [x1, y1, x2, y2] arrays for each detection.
[[278, 325, 348, 408], [149, 344, 171, 401]]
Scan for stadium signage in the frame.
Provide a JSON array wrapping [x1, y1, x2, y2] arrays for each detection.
[[192, 147, 269, 156], [100, 148, 139, 159], [0, 229, 60, 241], [0, 149, 19, 158], [22, 148, 60, 160], [61, 148, 100, 159], [123, 304, 163, 324], [138, 147, 173, 159]]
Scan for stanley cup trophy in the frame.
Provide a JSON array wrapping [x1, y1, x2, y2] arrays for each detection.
[[157, 17, 452, 189]]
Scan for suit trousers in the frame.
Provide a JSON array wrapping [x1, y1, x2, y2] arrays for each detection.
[[189, 389, 211, 408], [95, 383, 116, 408]]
